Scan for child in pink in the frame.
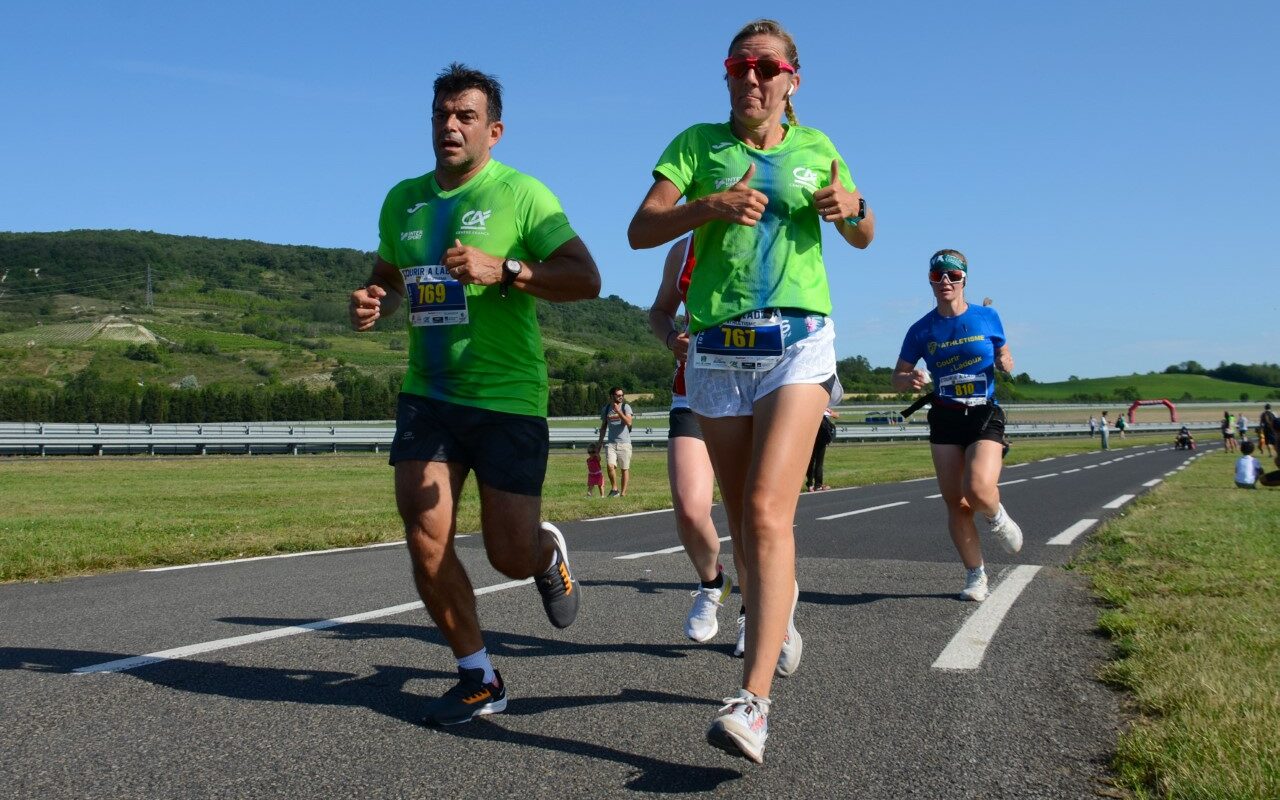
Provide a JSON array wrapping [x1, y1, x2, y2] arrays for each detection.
[[586, 444, 604, 497]]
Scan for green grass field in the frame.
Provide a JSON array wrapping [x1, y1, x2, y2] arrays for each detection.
[[0, 433, 1165, 582], [1020, 373, 1278, 402], [1078, 452, 1280, 799]]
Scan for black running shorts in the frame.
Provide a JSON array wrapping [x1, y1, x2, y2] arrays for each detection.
[[668, 407, 704, 441], [389, 393, 549, 496], [927, 403, 1007, 449]]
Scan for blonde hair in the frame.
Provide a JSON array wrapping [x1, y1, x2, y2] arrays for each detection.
[[729, 19, 800, 126]]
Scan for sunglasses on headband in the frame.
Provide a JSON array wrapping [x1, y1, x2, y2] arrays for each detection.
[[724, 56, 796, 80], [928, 270, 967, 284]]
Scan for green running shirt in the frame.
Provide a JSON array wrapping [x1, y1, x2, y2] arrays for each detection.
[[653, 122, 855, 333], [377, 159, 576, 417]]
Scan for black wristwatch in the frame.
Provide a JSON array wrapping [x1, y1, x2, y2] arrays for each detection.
[[500, 258, 521, 298], [844, 197, 866, 227]]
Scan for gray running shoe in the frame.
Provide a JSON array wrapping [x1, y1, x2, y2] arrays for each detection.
[[960, 567, 988, 602], [775, 581, 803, 677], [685, 567, 732, 642], [534, 522, 579, 629], [733, 613, 746, 657], [987, 504, 1023, 554], [425, 667, 507, 726], [707, 689, 771, 764]]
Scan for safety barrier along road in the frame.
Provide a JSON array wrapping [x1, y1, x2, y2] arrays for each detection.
[[0, 420, 1220, 457]]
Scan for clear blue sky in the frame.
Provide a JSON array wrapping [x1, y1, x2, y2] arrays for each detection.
[[3, 1, 1275, 381]]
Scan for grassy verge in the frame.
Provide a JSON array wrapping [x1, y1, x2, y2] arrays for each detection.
[[0, 433, 1162, 582], [1077, 451, 1280, 799]]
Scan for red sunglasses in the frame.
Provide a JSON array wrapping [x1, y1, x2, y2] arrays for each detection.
[[724, 56, 796, 80], [928, 270, 966, 284]]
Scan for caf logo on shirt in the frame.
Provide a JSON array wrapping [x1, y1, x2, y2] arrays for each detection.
[[460, 209, 492, 234]]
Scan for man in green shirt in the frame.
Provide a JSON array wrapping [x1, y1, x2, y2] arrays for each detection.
[[348, 63, 600, 725]]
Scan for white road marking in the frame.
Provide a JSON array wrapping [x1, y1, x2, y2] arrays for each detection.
[[1084, 465, 1098, 470], [901, 476, 933, 483], [1039, 457, 1057, 462], [1100, 460, 1113, 465], [1063, 453, 1079, 458], [1062, 468, 1081, 474], [926, 493, 942, 499], [932, 565, 1042, 671], [615, 536, 732, 560], [1142, 479, 1162, 487], [1006, 462, 1028, 469], [74, 577, 535, 675], [586, 508, 673, 522], [1103, 494, 1135, 509], [1032, 473, 1058, 480], [817, 501, 910, 521], [1047, 519, 1098, 545], [143, 540, 410, 572], [997, 478, 1026, 486]]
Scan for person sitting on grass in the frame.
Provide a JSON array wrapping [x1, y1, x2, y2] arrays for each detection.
[[1235, 441, 1262, 489]]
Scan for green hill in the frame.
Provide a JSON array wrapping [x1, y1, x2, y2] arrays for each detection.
[[1016, 373, 1278, 403], [0, 230, 676, 420]]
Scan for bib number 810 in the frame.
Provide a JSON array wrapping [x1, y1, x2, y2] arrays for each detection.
[[953, 382, 977, 397]]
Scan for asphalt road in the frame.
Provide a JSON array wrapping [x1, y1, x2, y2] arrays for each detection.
[[0, 440, 1217, 799]]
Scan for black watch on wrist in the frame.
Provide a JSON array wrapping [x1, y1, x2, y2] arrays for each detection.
[[844, 197, 866, 227], [500, 258, 521, 298]]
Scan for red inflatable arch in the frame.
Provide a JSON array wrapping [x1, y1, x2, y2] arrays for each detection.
[[1127, 399, 1177, 423]]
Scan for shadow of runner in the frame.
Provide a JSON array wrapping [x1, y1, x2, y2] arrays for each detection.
[[1, 642, 739, 793]]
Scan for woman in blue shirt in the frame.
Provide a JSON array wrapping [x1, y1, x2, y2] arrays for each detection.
[[892, 250, 1023, 603]]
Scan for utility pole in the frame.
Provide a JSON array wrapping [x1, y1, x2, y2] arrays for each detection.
[[145, 263, 153, 309]]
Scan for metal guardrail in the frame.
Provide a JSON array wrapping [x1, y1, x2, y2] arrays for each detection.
[[0, 419, 1223, 456]]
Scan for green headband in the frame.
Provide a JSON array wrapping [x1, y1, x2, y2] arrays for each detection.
[[929, 253, 968, 273]]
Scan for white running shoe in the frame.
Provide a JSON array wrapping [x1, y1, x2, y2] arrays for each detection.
[[685, 569, 732, 643], [706, 689, 771, 764], [987, 504, 1023, 554], [960, 567, 988, 602], [733, 613, 746, 657], [775, 581, 803, 677]]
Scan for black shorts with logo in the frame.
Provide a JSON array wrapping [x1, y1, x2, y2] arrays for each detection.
[[927, 402, 1007, 449], [389, 393, 549, 496], [668, 407, 704, 441]]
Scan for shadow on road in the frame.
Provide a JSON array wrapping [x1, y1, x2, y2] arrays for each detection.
[[0, 627, 741, 794]]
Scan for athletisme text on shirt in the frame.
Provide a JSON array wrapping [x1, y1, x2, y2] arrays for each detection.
[[932, 335, 986, 350]]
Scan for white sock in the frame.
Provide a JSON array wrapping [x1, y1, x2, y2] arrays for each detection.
[[986, 504, 1007, 526], [546, 548, 560, 570], [457, 648, 496, 684], [967, 564, 986, 578]]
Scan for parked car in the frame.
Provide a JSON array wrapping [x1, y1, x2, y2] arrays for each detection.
[[863, 410, 906, 425]]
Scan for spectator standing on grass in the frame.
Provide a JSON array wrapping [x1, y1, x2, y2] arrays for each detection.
[[1260, 404, 1277, 458], [1088, 415, 1097, 437], [1115, 413, 1127, 438], [805, 408, 838, 491], [1099, 411, 1110, 450], [585, 443, 604, 497], [1223, 411, 1237, 452], [1237, 412, 1249, 444], [597, 387, 634, 497]]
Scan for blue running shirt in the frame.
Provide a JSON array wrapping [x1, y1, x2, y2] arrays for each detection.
[[898, 305, 1006, 405]]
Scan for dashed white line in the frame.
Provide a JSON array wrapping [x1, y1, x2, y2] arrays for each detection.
[[1039, 457, 1057, 462], [615, 536, 732, 560], [1047, 519, 1098, 545], [1062, 468, 1081, 474], [1142, 479, 1162, 487], [1103, 494, 1135, 509], [817, 501, 910, 521], [74, 577, 535, 675], [932, 565, 1042, 671], [926, 493, 942, 500], [1083, 465, 1098, 470], [143, 540, 410, 572], [586, 508, 673, 522], [1032, 473, 1058, 480], [997, 478, 1026, 486]]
